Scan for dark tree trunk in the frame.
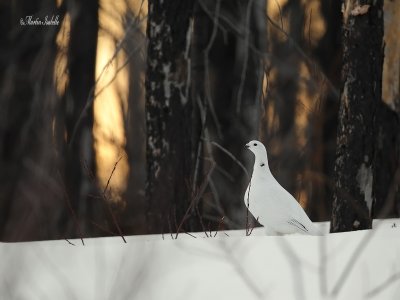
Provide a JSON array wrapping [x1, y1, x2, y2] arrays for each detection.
[[266, 0, 304, 198], [192, 0, 266, 228], [373, 102, 400, 218], [0, 0, 64, 240], [145, 0, 197, 234], [331, 0, 384, 232], [307, 0, 342, 221], [122, 15, 147, 234], [373, 1, 400, 218], [61, 0, 100, 237]]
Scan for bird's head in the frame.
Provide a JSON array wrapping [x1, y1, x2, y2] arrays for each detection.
[[245, 140, 267, 159]]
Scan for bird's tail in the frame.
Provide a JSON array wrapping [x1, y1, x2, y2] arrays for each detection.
[[308, 223, 324, 236]]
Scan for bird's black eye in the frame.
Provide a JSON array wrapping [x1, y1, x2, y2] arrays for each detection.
[[253, 143, 257, 146]]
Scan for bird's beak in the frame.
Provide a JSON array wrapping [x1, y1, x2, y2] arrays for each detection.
[[245, 143, 250, 149]]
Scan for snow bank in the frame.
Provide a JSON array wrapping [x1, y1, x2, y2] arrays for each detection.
[[1, 219, 399, 300]]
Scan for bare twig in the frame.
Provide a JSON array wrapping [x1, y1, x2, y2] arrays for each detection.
[[213, 216, 225, 237], [82, 160, 127, 243], [175, 162, 216, 238], [69, 15, 147, 146], [204, 0, 223, 138], [265, 13, 339, 99], [197, 0, 338, 98], [236, 0, 255, 113], [308, 9, 313, 51], [103, 155, 123, 194], [183, 232, 197, 238], [192, 96, 208, 193], [196, 204, 209, 237], [57, 171, 85, 246], [273, 0, 284, 31], [208, 140, 250, 179], [65, 239, 76, 246]]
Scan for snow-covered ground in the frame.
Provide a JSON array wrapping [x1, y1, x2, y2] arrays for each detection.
[[1, 219, 399, 300]]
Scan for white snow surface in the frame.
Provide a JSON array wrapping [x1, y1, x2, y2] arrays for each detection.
[[1, 219, 400, 300]]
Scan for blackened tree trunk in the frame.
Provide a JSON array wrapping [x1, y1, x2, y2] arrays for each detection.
[[61, 0, 100, 237], [306, 0, 342, 221], [373, 102, 400, 218], [0, 0, 64, 240], [331, 0, 384, 232], [373, 2, 400, 218], [192, 0, 266, 227], [266, 0, 304, 199], [145, 1, 197, 234], [122, 14, 147, 234]]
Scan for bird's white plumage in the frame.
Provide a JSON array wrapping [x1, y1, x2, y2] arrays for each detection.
[[244, 140, 322, 235]]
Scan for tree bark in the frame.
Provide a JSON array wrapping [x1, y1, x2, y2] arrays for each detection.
[[192, 0, 266, 228], [372, 102, 400, 218], [122, 15, 147, 233], [61, 0, 100, 237], [373, 1, 400, 218], [331, 0, 384, 232], [266, 0, 304, 198], [145, 0, 197, 234], [306, 0, 342, 221], [0, 0, 64, 240]]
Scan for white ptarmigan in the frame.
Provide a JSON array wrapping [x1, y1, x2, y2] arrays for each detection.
[[244, 140, 322, 235]]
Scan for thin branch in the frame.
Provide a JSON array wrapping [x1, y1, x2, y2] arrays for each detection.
[[204, 0, 223, 138], [236, 0, 255, 113], [103, 155, 123, 194], [69, 15, 147, 146], [175, 161, 216, 238], [65, 239, 76, 246], [273, 0, 284, 31], [82, 160, 127, 243], [57, 172, 85, 246], [208, 140, 250, 179], [265, 14, 339, 99]]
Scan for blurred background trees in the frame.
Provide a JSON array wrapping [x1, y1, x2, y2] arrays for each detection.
[[0, 0, 399, 241]]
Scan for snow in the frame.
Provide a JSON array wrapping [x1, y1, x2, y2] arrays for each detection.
[[1, 220, 400, 300], [162, 62, 171, 106], [356, 162, 373, 214]]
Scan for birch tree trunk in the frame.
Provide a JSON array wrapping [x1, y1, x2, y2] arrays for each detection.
[[145, 0, 197, 234]]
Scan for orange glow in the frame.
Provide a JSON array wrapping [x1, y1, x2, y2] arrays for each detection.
[[267, 0, 289, 43], [301, 0, 326, 48], [54, 14, 70, 96], [94, 0, 147, 201], [298, 188, 308, 208], [295, 62, 312, 149], [383, 1, 400, 108], [267, 0, 326, 47]]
